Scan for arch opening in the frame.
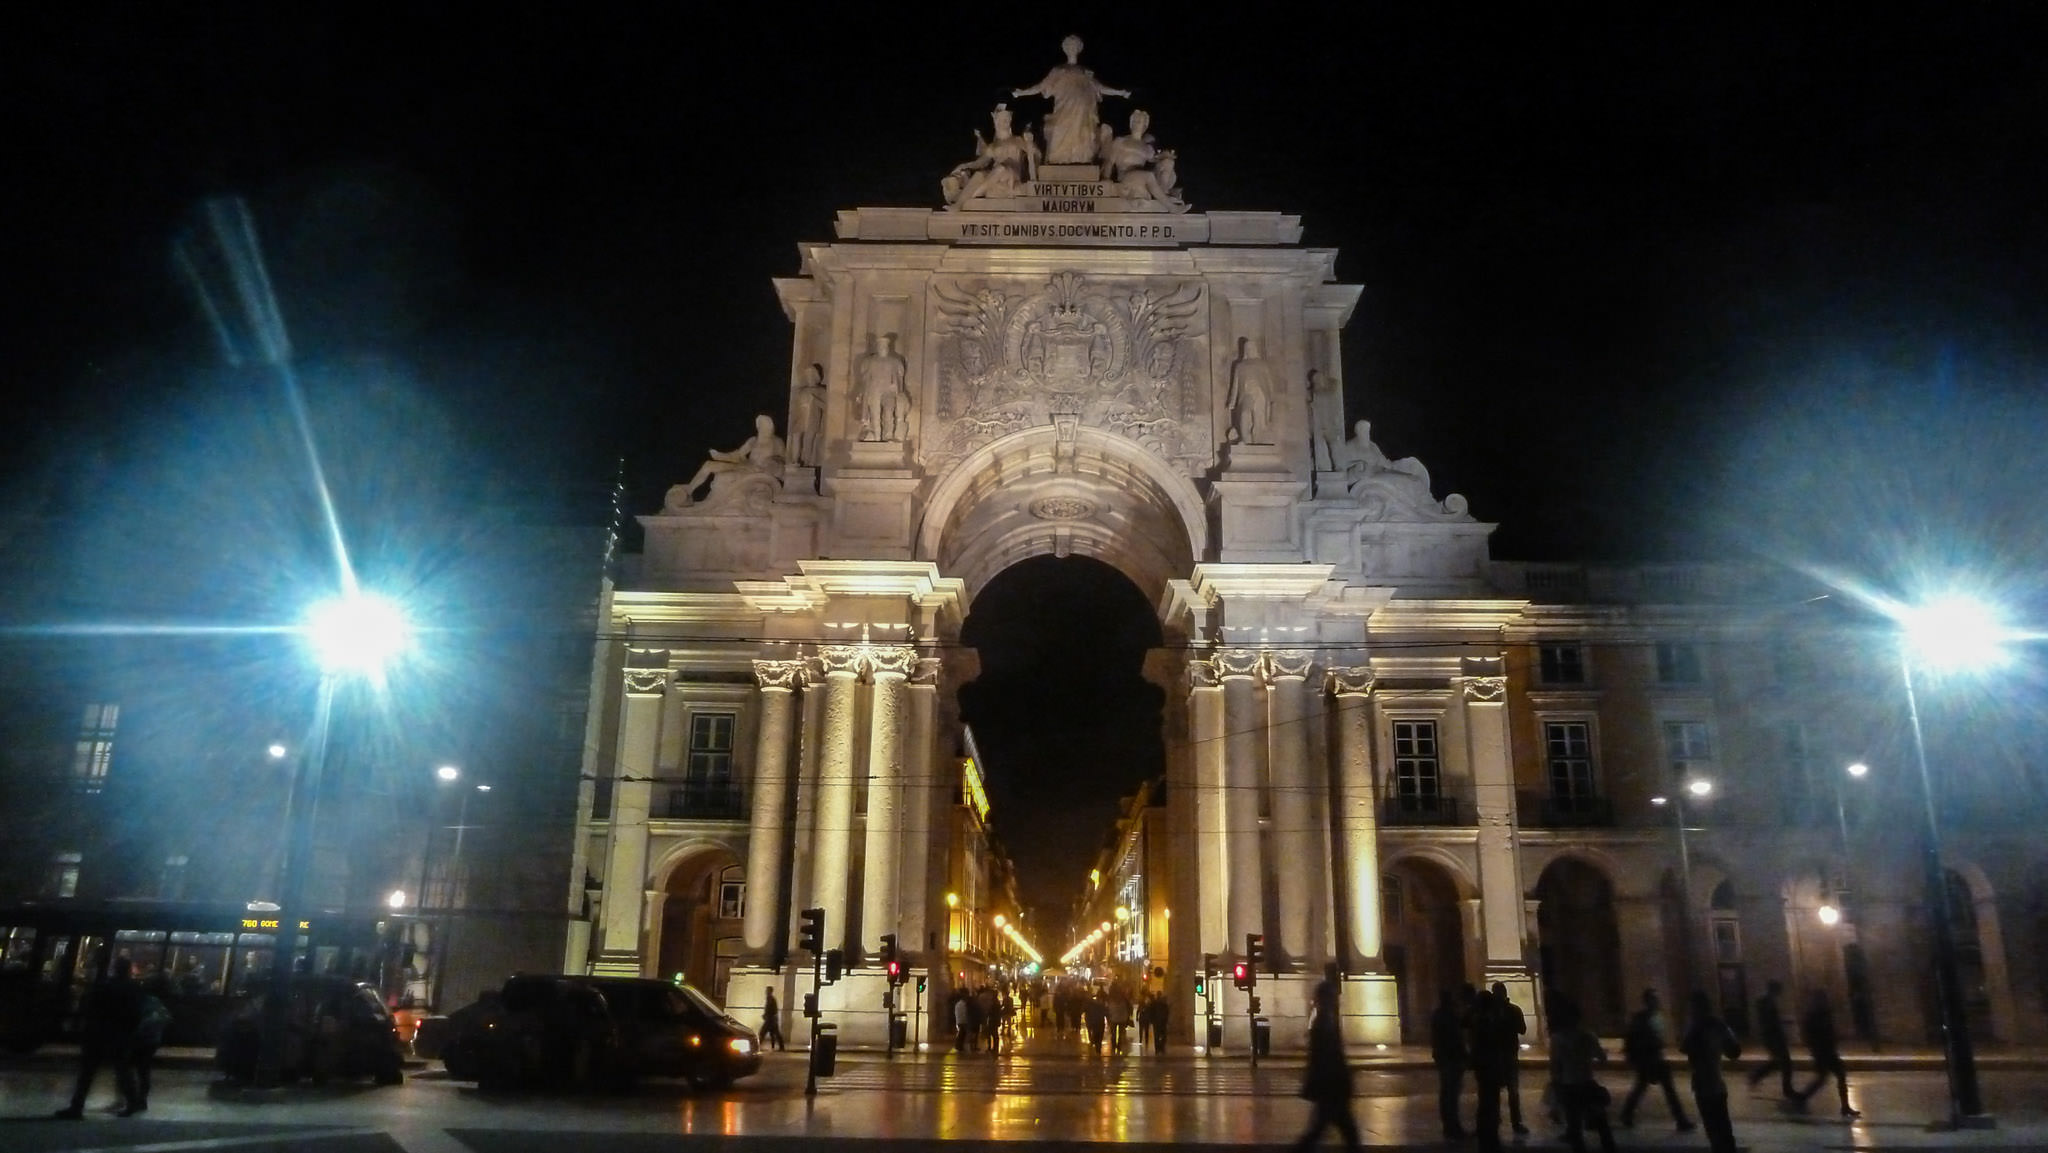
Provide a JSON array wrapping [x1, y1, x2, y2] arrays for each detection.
[[1382, 856, 1468, 1043], [656, 849, 744, 1001], [1536, 857, 1625, 1032]]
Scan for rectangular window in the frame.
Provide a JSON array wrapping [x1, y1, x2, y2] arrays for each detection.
[[718, 881, 746, 921], [1712, 919, 1742, 964], [1538, 643, 1586, 685], [47, 851, 82, 899], [1655, 642, 1703, 685], [71, 702, 119, 794], [687, 713, 737, 781], [1392, 720, 1441, 800], [1544, 721, 1598, 803], [1663, 720, 1715, 776]]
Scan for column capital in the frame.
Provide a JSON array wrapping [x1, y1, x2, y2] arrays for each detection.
[[1187, 658, 1222, 691], [866, 644, 918, 680], [817, 645, 865, 676], [623, 667, 671, 695], [1263, 650, 1315, 683], [753, 658, 805, 691], [1212, 648, 1265, 681], [1326, 665, 1375, 697], [910, 656, 944, 686], [1461, 676, 1507, 703]]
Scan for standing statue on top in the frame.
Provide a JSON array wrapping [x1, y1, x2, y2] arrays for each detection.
[[855, 332, 912, 442], [1012, 34, 1130, 165]]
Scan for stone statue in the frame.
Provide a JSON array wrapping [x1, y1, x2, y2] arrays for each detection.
[[942, 104, 1034, 205], [1308, 368, 1346, 471], [855, 332, 912, 442], [668, 414, 786, 508], [1012, 34, 1129, 165], [1343, 420, 1432, 491], [1101, 109, 1181, 204], [1226, 336, 1276, 445], [791, 363, 826, 466]]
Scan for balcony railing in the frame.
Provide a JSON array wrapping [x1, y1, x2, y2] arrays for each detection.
[[659, 780, 745, 820], [1530, 792, 1614, 827], [1383, 793, 1462, 826]]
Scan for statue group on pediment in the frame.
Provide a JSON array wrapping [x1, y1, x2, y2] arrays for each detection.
[[1340, 418, 1470, 518], [666, 414, 786, 512], [1100, 109, 1183, 207], [941, 104, 1040, 206]]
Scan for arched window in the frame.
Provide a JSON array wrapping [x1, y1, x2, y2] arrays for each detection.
[[717, 865, 746, 921]]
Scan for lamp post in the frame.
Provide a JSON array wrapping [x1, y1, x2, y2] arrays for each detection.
[[254, 591, 407, 1090], [1653, 776, 1713, 994], [1818, 762, 1870, 926]]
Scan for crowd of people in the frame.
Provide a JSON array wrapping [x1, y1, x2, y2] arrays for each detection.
[[939, 975, 1172, 1056]]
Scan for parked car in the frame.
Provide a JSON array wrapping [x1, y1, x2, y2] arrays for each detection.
[[448, 975, 759, 1091], [215, 976, 404, 1085]]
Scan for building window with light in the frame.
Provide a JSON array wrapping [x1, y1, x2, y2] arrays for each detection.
[[46, 851, 82, 898], [1544, 721, 1599, 808], [1538, 643, 1586, 685], [717, 865, 745, 920], [1654, 642, 1703, 685], [1663, 720, 1715, 777], [687, 713, 736, 780], [71, 702, 119, 794], [1391, 720, 1442, 810]]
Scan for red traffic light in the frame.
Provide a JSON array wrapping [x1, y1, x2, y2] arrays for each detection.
[[886, 959, 903, 979], [1231, 961, 1251, 990]]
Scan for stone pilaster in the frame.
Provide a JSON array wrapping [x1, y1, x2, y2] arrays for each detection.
[[899, 657, 941, 963], [1216, 648, 1266, 956], [860, 645, 916, 954], [786, 660, 825, 954], [1327, 666, 1382, 969], [742, 659, 803, 956], [1188, 658, 1228, 958], [1460, 663, 1528, 978], [1265, 650, 1315, 969], [595, 665, 668, 974], [809, 645, 864, 948]]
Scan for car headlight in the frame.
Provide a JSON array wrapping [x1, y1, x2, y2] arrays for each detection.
[[728, 1037, 753, 1055]]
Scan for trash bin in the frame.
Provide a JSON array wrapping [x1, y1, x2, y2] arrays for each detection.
[[811, 1023, 838, 1077], [1206, 1019, 1224, 1050], [888, 1013, 908, 1050], [1251, 1016, 1271, 1056]]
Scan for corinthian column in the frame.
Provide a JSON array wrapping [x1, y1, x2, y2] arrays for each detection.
[[860, 645, 916, 954], [742, 659, 803, 956], [809, 645, 864, 948], [1328, 666, 1382, 967], [1188, 659, 1227, 957], [1216, 648, 1266, 955], [597, 665, 668, 970], [1265, 651, 1315, 968], [898, 658, 941, 962]]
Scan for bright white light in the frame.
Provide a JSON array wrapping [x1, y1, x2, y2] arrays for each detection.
[[387, 889, 408, 909], [1846, 762, 1869, 779], [1899, 594, 2012, 674], [267, 743, 288, 759], [476, 783, 491, 792], [1650, 795, 1669, 806], [993, 914, 1007, 928], [306, 592, 409, 677], [1375, 1043, 1388, 1051], [1817, 903, 1841, 926], [1687, 778, 1714, 798], [437, 764, 460, 782]]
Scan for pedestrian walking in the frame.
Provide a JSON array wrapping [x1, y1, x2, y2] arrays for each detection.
[[130, 989, 170, 1113], [1468, 987, 1517, 1153], [1792, 990, 1859, 1117], [1618, 988, 1694, 1132], [1430, 989, 1469, 1140], [1746, 979, 1795, 1097], [1290, 980, 1361, 1152], [1680, 991, 1743, 1153], [1490, 981, 1531, 1136], [760, 987, 786, 1051], [54, 955, 146, 1119], [951, 988, 971, 1052], [1148, 989, 1169, 1054], [1084, 989, 1108, 1055], [1546, 996, 1616, 1153]]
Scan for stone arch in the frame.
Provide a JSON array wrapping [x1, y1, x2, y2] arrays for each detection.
[[916, 426, 1207, 605], [650, 839, 744, 1000], [1942, 859, 2014, 1043], [1381, 851, 1470, 1043], [1534, 855, 1626, 1032]]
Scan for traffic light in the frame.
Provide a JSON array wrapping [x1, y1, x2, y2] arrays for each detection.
[[1245, 932, 1265, 973], [916, 974, 927, 994], [1194, 972, 1207, 998], [799, 907, 825, 954], [879, 933, 902, 985], [824, 948, 844, 984], [1232, 961, 1251, 991], [802, 992, 819, 1018]]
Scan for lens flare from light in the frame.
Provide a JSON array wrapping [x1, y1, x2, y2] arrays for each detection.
[[306, 593, 409, 678]]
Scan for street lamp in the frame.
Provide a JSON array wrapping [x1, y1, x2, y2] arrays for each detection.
[[1893, 594, 2009, 1127], [1827, 762, 1870, 920], [255, 591, 409, 1089], [1652, 776, 1712, 994]]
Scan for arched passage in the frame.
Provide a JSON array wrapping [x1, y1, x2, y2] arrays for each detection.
[[1382, 853, 1469, 1043], [1537, 857, 1625, 1032], [655, 848, 744, 1001]]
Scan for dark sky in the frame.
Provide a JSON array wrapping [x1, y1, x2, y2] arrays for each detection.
[[10, 7, 2048, 921]]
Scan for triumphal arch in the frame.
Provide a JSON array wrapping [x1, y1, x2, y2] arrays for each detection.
[[568, 38, 1535, 1049]]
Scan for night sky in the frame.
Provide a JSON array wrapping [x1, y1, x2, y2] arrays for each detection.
[[10, 7, 2048, 921]]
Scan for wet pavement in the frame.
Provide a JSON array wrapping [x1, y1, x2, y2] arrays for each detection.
[[2, 1031, 2045, 1153]]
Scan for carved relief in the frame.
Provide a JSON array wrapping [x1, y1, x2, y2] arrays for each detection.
[[911, 657, 944, 687], [753, 659, 804, 691], [1343, 419, 1473, 520], [855, 334, 912, 442], [1029, 496, 1097, 521], [623, 668, 671, 695], [666, 415, 785, 512], [1263, 650, 1316, 682], [1211, 648, 1265, 680], [1462, 676, 1508, 703], [817, 645, 866, 677], [1325, 666, 1376, 697], [1225, 337, 1276, 445], [866, 645, 920, 679], [1186, 659, 1221, 691], [930, 272, 1206, 468]]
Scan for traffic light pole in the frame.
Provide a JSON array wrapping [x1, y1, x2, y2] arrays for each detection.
[[806, 946, 821, 1098]]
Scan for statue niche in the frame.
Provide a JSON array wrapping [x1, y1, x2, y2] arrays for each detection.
[[854, 332, 912, 442]]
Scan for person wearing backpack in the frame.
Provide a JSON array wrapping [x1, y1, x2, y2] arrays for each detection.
[[1618, 987, 1694, 1132], [1680, 990, 1743, 1153]]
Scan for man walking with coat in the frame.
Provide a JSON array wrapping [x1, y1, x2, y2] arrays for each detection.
[[1291, 980, 1361, 1152], [1619, 988, 1695, 1132], [1430, 989, 1468, 1140]]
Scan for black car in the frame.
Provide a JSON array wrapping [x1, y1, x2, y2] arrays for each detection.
[[449, 974, 760, 1091], [216, 976, 404, 1085]]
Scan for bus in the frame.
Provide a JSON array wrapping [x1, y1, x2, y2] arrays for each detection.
[[0, 900, 394, 1052]]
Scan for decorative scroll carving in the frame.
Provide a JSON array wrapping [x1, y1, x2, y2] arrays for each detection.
[[1343, 419, 1473, 520], [666, 415, 785, 512], [855, 333, 912, 442], [623, 668, 670, 695], [817, 645, 866, 677], [753, 659, 804, 691], [1225, 337, 1276, 445], [911, 657, 944, 687], [1010, 35, 1128, 165], [866, 645, 920, 680], [1186, 659, 1221, 692], [1029, 495, 1096, 521], [1263, 650, 1316, 682], [1211, 648, 1265, 681], [1462, 676, 1508, 703], [1325, 666, 1376, 697], [930, 272, 1205, 468]]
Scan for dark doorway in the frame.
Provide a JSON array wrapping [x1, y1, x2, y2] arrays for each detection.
[[957, 556, 1165, 917], [1382, 858, 1466, 1042], [1536, 857, 1625, 1032]]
